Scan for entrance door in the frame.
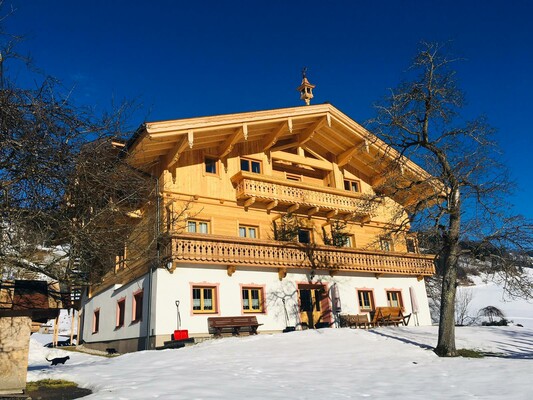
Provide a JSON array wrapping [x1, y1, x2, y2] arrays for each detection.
[[298, 284, 330, 329]]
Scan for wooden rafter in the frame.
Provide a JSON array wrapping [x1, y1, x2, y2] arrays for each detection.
[[337, 140, 369, 167], [166, 130, 194, 168], [298, 117, 327, 146], [262, 121, 288, 151], [218, 125, 247, 159]]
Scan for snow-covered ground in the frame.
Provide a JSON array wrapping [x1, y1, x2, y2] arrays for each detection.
[[457, 272, 533, 328], [29, 325, 532, 399], [27, 272, 531, 399]]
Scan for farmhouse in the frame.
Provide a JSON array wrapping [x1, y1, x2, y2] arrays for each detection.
[[79, 80, 436, 352]]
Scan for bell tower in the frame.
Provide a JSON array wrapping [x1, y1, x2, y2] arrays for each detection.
[[297, 67, 315, 106]]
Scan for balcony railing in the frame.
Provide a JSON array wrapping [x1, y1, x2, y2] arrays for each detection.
[[231, 171, 374, 216], [168, 234, 435, 276]]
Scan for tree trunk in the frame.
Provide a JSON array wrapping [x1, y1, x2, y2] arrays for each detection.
[[435, 188, 461, 357]]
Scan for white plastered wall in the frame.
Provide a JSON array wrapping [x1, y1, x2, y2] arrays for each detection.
[[82, 275, 148, 343], [152, 264, 432, 337]]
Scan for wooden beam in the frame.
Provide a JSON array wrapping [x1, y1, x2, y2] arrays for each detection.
[[298, 117, 327, 146], [307, 207, 319, 218], [326, 113, 332, 128], [270, 151, 333, 171], [218, 126, 244, 158], [337, 140, 369, 167], [167, 130, 193, 168], [227, 265, 236, 277], [326, 209, 338, 219], [288, 118, 293, 133], [287, 204, 300, 214], [266, 200, 278, 211], [262, 121, 287, 151], [244, 197, 256, 208], [278, 268, 287, 281], [337, 146, 359, 167]]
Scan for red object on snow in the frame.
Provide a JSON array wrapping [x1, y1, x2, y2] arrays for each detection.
[[173, 330, 189, 340]]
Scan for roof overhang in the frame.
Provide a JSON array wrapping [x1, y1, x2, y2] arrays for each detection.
[[126, 104, 442, 207]]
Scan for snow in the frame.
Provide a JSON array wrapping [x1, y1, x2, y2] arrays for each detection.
[[457, 272, 533, 328], [28, 326, 532, 399], [26, 272, 532, 398]]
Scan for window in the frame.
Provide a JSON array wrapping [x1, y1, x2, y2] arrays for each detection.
[[242, 287, 264, 313], [115, 245, 126, 272], [386, 291, 403, 308], [358, 290, 374, 311], [192, 286, 216, 313], [298, 228, 312, 244], [240, 158, 261, 174], [205, 157, 217, 174], [116, 299, 125, 328], [92, 309, 100, 334], [342, 234, 354, 248], [286, 173, 301, 182], [380, 238, 393, 252], [406, 238, 417, 253], [344, 179, 360, 192], [239, 225, 258, 239], [132, 291, 143, 323], [187, 220, 210, 234]]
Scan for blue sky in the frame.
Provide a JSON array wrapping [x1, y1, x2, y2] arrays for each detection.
[[4, 0, 532, 219]]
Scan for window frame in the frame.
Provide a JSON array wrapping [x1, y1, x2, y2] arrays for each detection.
[[342, 234, 355, 248], [191, 285, 218, 314], [132, 290, 143, 323], [240, 157, 262, 174], [92, 308, 100, 334], [116, 298, 126, 329], [386, 290, 404, 309], [286, 173, 302, 182], [241, 285, 266, 314], [343, 178, 361, 193], [204, 157, 218, 175], [406, 237, 417, 253], [380, 237, 393, 252], [115, 244, 126, 272], [357, 289, 375, 312], [187, 219, 210, 234], [297, 228, 313, 244], [239, 224, 259, 239]]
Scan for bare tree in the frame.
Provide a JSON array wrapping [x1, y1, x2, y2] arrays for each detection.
[[369, 42, 532, 356], [0, 10, 184, 287]]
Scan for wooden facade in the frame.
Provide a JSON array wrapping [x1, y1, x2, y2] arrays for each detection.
[[81, 104, 436, 350]]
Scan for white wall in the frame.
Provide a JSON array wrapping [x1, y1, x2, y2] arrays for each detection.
[[82, 275, 148, 343], [152, 265, 432, 336]]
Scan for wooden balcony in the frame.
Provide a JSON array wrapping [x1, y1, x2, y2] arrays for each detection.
[[230, 171, 374, 218], [167, 234, 435, 276]]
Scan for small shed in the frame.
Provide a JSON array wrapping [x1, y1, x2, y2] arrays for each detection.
[[0, 280, 63, 396]]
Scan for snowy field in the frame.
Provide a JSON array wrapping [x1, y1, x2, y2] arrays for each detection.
[[29, 325, 532, 399], [28, 273, 532, 399]]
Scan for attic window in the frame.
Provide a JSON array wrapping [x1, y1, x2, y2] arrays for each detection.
[[241, 158, 261, 174], [344, 179, 360, 192], [205, 158, 217, 174]]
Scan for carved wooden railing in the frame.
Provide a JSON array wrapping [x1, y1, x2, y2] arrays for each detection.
[[231, 171, 374, 214], [169, 234, 435, 276]]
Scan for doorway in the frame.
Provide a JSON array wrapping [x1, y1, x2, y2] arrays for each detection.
[[298, 283, 331, 329]]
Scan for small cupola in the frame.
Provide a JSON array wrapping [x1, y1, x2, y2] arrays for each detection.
[[297, 67, 315, 106]]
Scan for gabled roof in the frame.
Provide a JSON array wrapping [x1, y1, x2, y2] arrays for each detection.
[[127, 104, 437, 205]]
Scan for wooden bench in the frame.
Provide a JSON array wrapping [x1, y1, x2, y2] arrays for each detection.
[[339, 314, 370, 329], [370, 307, 411, 327], [207, 316, 263, 337]]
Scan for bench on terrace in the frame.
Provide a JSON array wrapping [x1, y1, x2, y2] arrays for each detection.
[[207, 316, 263, 338], [370, 307, 411, 327]]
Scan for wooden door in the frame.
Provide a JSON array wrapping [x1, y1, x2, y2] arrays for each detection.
[[298, 284, 328, 329]]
